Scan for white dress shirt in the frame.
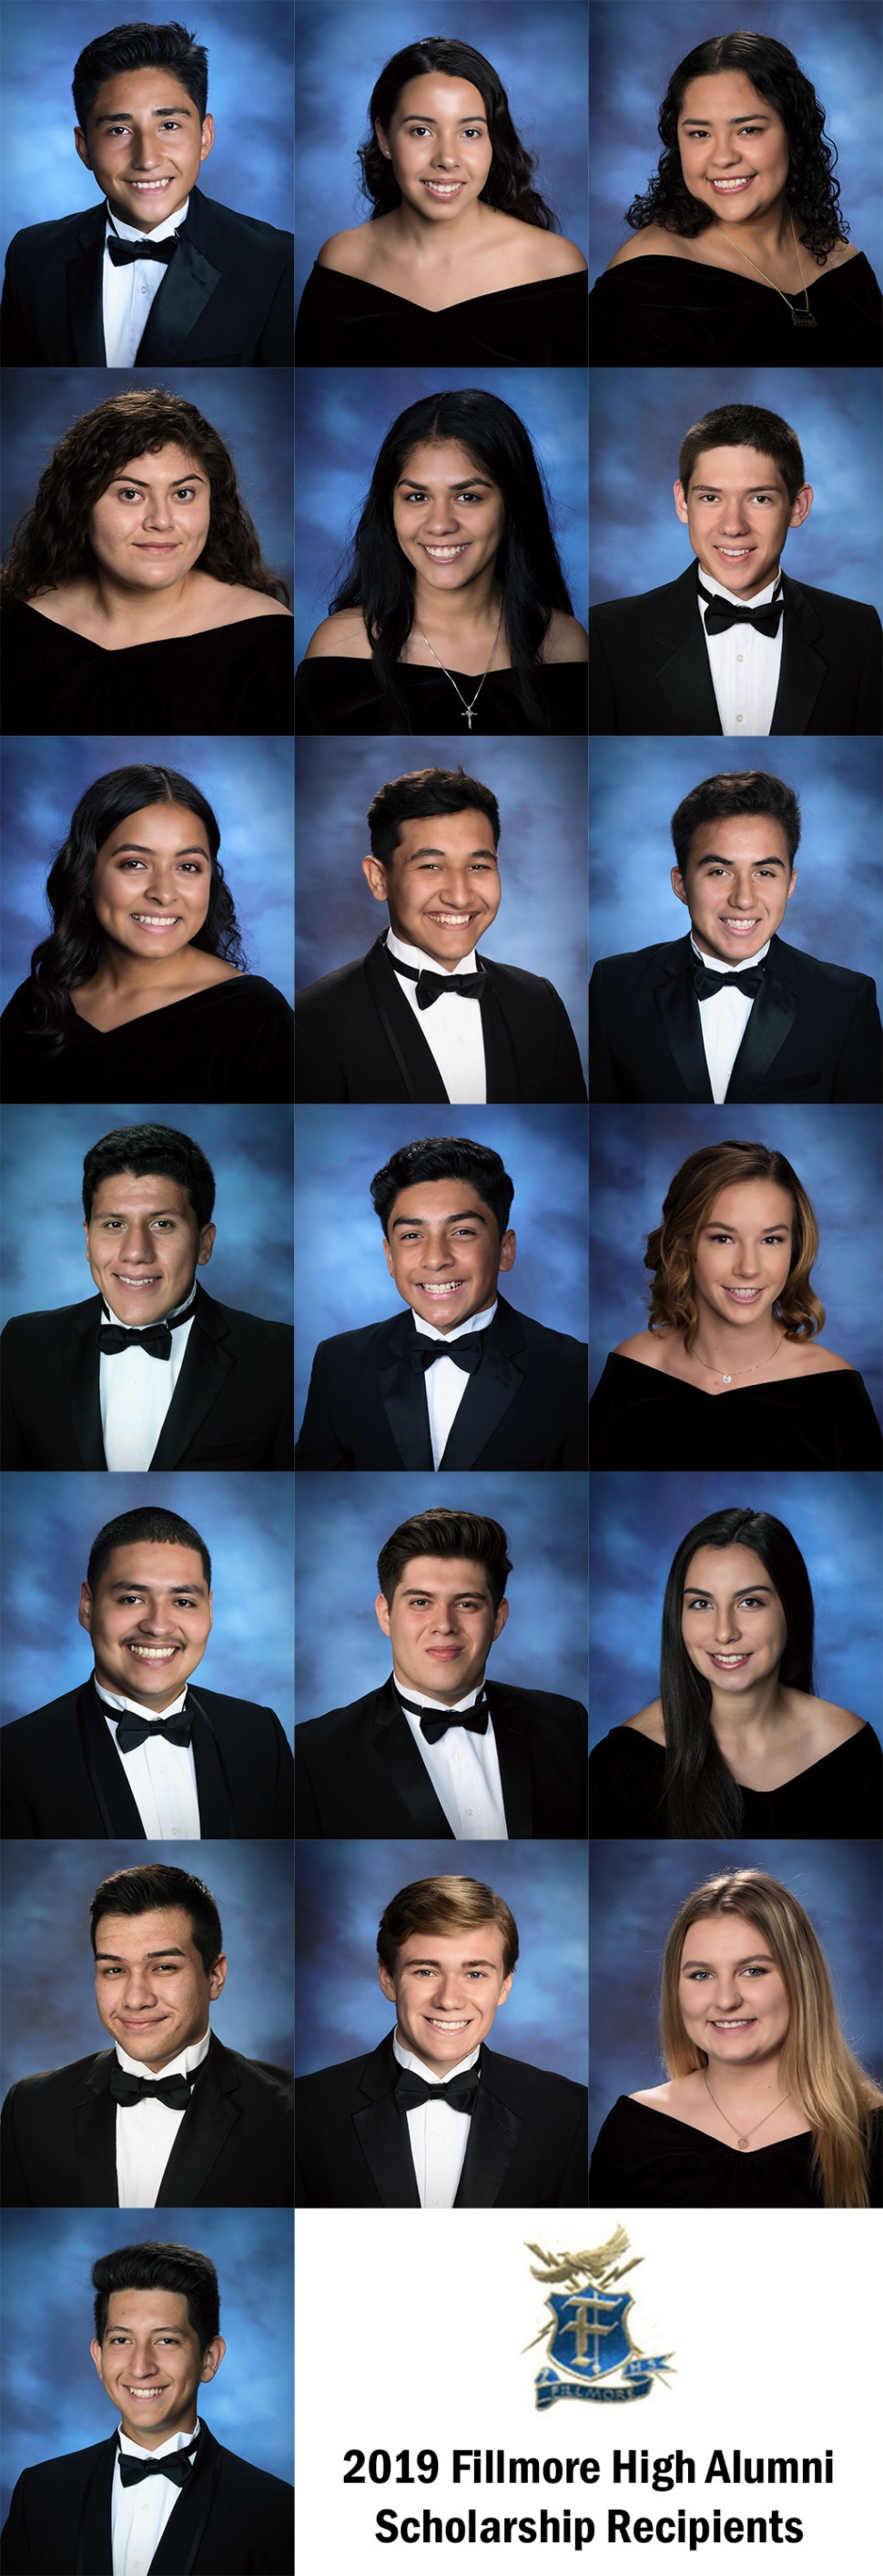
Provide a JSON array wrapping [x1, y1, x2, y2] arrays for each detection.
[[393, 1672, 507, 1838], [103, 196, 189, 366], [413, 1298, 497, 1469], [387, 929, 487, 1103], [96, 1676, 202, 1840], [392, 2033, 480, 2208], [111, 2417, 202, 2576], [114, 2030, 211, 2209], [99, 1289, 197, 1472], [699, 569, 784, 737], [691, 933, 771, 1103]]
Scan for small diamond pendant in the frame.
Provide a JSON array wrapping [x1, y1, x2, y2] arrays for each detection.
[[721, 1373, 732, 1385], [736, 2137, 749, 2150]]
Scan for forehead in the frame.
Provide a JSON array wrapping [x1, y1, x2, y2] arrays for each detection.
[[104, 2287, 193, 2334], [686, 813, 791, 866], [683, 1543, 775, 1595], [88, 1169, 194, 1221], [106, 445, 205, 489], [97, 1542, 208, 1593], [680, 71, 779, 124], [393, 74, 488, 123], [393, 1553, 492, 1599], [680, 1911, 776, 1962], [704, 1178, 794, 1231], [99, 801, 210, 851], [395, 1921, 504, 1969], [387, 1177, 492, 1227], [399, 439, 495, 489], [687, 445, 788, 498], [94, 1902, 198, 1956], [391, 809, 497, 862], [88, 66, 199, 121]]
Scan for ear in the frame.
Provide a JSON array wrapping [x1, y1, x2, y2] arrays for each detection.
[[199, 114, 215, 165], [74, 127, 93, 172], [378, 1958, 397, 2003], [197, 1223, 216, 1267], [673, 480, 690, 525], [208, 1952, 228, 2001], [79, 1583, 94, 1636], [495, 1972, 513, 2009], [374, 1591, 392, 1639], [497, 1228, 516, 1275], [671, 867, 689, 908], [198, 2336, 226, 2383], [382, 1236, 395, 1278], [374, 117, 392, 160], [785, 866, 797, 901], [362, 854, 390, 905], [788, 484, 813, 529], [491, 1596, 509, 1643], [89, 2337, 105, 2381], [207, 1591, 213, 1634]]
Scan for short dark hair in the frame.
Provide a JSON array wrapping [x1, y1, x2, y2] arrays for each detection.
[[678, 405, 806, 508], [73, 21, 208, 127], [92, 2242, 219, 2351], [370, 1136, 513, 1237], [671, 772, 802, 873], [377, 1876, 519, 1980], [377, 1508, 512, 1614], [366, 768, 501, 868], [87, 1506, 211, 1594], [82, 1123, 216, 1227], [90, 1864, 223, 1975]]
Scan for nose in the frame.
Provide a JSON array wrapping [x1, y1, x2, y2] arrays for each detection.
[[122, 1221, 156, 1262], [713, 1608, 741, 1643]]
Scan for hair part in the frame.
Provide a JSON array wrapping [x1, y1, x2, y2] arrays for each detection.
[[377, 1874, 519, 1980], [87, 1504, 211, 1593], [82, 1122, 216, 1229], [370, 1134, 513, 1237], [377, 1507, 512, 1614], [90, 1862, 222, 1974], [671, 770, 801, 873], [367, 766, 501, 867], [677, 402, 806, 507], [359, 38, 559, 230], [659, 1507, 815, 1837], [625, 32, 846, 263], [644, 1139, 824, 1353], [92, 2240, 219, 2349], [73, 20, 209, 127]]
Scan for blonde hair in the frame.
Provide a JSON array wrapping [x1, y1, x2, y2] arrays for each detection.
[[660, 1869, 882, 2209], [644, 1140, 824, 1353], [377, 1875, 519, 1979]]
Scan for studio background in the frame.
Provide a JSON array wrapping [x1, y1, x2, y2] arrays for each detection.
[[0, 0, 294, 253], [295, 366, 588, 666], [295, 1471, 587, 1715], [588, 1837, 883, 2153], [294, 0, 588, 305], [588, 0, 882, 283], [1, 1471, 293, 1740], [0, 371, 294, 600], [0, 1103, 293, 1328], [588, 1470, 881, 1752], [0, 2206, 293, 2517], [588, 735, 882, 977], [295, 1103, 587, 1420], [0, 1839, 293, 2091], [588, 1103, 882, 1420], [296, 1838, 587, 2081], [295, 734, 588, 1082], [589, 368, 881, 614], [1, 736, 294, 1012]]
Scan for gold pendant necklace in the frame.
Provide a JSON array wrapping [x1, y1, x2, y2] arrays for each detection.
[[715, 204, 817, 329], [692, 1330, 784, 1388], [704, 2069, 791, 2150]]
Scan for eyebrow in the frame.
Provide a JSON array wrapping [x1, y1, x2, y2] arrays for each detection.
[[401, 1583, 487, 1598], [401, 111, 487, 124], [396, 474, 493, 490], [692, 484, 782, 496], [389, 1207, 488, 1229], [93, 1203, 187, 1218], [679, 111, 772, 124], [110, 470, 208, 485], [105, 1577, 207, 1592], [94, 103, 197, 122], [404, 843, 497, 862], [108, 840, 208, 858], [682, 1950, 775, 1967], [95, 1946, 188, 1960], [683, 1581, 774, 1594], [401, 1955, 497, 1969], [693, 853, 787, 869]]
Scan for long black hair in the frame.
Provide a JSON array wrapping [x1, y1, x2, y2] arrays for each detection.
[[625, 32, 847, 264], [359, 37, 558, 229], [23, 764, 247, 1053], [660, 1506, 816, 1838], [330, 388, 573, 732]]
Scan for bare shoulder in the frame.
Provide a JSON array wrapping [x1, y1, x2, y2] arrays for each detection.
[[798, 1691, 867, 1745], [606, 225, 688, 270], [797, 1342, 855, 1375], [614, 1329, 664, 1368], [539, 608, 588, 664], [624, 1697, 665, 1742], [199, 579, 291, 626], [303, 606, 371, 661], [526, 228, 587, 277], [629, 2081, 675, 2108], [316, 224, 373, 277]]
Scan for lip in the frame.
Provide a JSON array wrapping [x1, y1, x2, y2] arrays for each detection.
[[120, 2013, 168, 2027], [709, 177, 755, 193], [425, 1644, 467, 1660], [708, 1652, 752, 1669], [722, 1286, 764, 1304], [425, 910, 481, 925], [123, 176, 176, 191], [708, 2018, 757, 2030], [124, 2384, 171, 2397], [130, 913, 182, 931], [124, 1641, 182, 1657], [715, 546, 756, 561], [420, 544, 470, 562], [415, 1279, 468, 1298], [421, 179, 465, 199], [112, 1273, 164, 1290], [424, 2016, 472, 2029], [134, 543, 180, 554], [720, 916, 762, 933]]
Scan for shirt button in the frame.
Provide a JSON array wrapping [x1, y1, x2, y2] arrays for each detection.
[[736, 713, 744, 722], [170, 1826, 179, 1836], [736, 653, 744, 662], [140, 278, 148, 294]]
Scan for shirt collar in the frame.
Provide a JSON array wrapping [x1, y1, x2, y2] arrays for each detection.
[[392, 1670, 486, 1714], [387, 928, 479, 976], [101, 1283, 197, 1331], [106, 194, 189, 245], [413, 1298, 497, 1347], [691, 933, 771, 973], [117, 2417, 201, 2461], [699, 565, 782, 608], [392, 2033, 481, 2081], [115, 2029, 211, 2080], [96, 1675, 189, 1721]]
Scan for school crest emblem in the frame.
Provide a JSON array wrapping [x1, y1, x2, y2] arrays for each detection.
[[525, 2230, 674, 2408]]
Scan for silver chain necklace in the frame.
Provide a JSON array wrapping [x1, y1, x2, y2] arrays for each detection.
[[692, 1329, 784, 1388], [412, 603, 503, 729], [703, 2068, 791, 2151]]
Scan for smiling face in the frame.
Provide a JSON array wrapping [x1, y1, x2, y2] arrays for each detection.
[[75, 65, 213, 232], [363, 808, 501, 965], [379, 1921, 513, 2072], [91, 801, 213, 961], [382, 1176, 514, 1331], [79, 1540, 213, 1711], [682, 1543, 788, 1695], [375, 1552, 509, 1705], [677, 69, 790, 228], [673, 811, 796, 962], [90, 2287, 224, 2449], [392, 439, 505, 594], [84, 1168, 214, 1326], [94, 1902, 225, 2068], [88, 445, 211, 592], [691, 1178, 795, 1335], [678, 1911, 791, 2072], [376, 72, 493, 219], [674, 443, 812, 598]]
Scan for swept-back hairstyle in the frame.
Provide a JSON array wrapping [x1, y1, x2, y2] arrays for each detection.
[[678, 403, 806, 506], [90, 1863, 223, 1973], [92, 2241, 219, 2348], [330, 388, 573, 733], [367, 766, 501, 866], [0, 390, 288, 606], [659, 1506, 815, 1837], [73, 21, 209, 127], [370, 1135, 513, 1237], [644, 1140, 824, 1352], [659, 1870, 882, 2208], [82, 1120, 216, 1227], [377, 1874, 519, 1979], [359, 37, 558, 230], [625, 32, 846, 263], [87, 1502, 211, 1593], [22, 764, 246, 1054], [377, 1507, 513, 1613], [671, 770, 801, 873]]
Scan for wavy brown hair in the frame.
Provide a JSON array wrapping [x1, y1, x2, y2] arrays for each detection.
[[377, 1875, 519, 1980], [660, 1870, 882, 2209], [0, 389, 288, 606], [644, 1140, 824, 1353]]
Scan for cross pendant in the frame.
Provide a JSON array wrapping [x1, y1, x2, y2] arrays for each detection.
[[463, 710, 473, 729]]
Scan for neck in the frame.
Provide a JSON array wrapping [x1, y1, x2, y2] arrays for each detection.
[[701, 559, 781, 605], [121, 2405, 198, 2452], [690, 1304, 782, 1375], [411, 561, 502, 639], [90, 564, 198, 632], [91, 934, 202, 998], [389, 192, 492, 264], [123, 2028, 208, 2075], [395, 1665, 486, 1710], [702, 2050, 786, 2110], [714, 190, 792, 265], [706, 1670, 787, 1741]]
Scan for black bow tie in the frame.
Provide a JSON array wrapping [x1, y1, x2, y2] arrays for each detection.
[[694, 963, 766, 1003], [109, 2061, 198, 2111], [392, 955, 487, 1011], [410, 1334, 484, 1377], [107, 232, 179, 266], [98, 1294, 197, 1361], [114, 1708, 192, 1754], [117, 2434, 199, 2487], [698, 575, 784, 638], [397, 1688, 489, 1744], [395, 2064, 480, 2113]]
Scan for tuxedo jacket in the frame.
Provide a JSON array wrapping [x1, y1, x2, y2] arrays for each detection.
[[0, 2423, 293, 2576], [295, 1675, 588, 1837], [295, 1294, 588, 1469], [295, 2031, 588, 2207], [1, 2033, 293, 2207], [0, 1679, 294, 1839], [295, 935, 587, 1103], [0, 1284, 293, 1469], [590, 931, 883, 1104], [0, 188, 293, 366], [589, 562, 883, 735]]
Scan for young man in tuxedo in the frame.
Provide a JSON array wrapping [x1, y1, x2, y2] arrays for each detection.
[[0, 1505, 294, 1838], [294, 1135, 588, 1470], [589, 402, 882, 736], [0, 2241, 293, 2574], [296, 1505, 587, 1837], [1, 1862, 292, 2206], [0, 1121, 293, 1469], [590, 769, 883, 1103], [295, 764, 587, 1104], [295, 1874, 587, 2207], [0, 19, 293, 364]]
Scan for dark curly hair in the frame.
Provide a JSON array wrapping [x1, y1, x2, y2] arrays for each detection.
[[21, 764, 247, 1054], [625, 32, 847, 264], [359, 37, 559, 229], [0, 389, 288, 606]]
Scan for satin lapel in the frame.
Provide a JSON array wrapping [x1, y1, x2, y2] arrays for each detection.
[[66, 227, 107, 362], [378, 1327, 434, 1469], [147, 2432, 223, 2576], [771, 584, 827, 733], [480, 975, 521, 1101], [188, 1695, 235, 1837], [60, 1310, 107, 1467], [653, 576, 722, 731], [149, 1310, 233, 1469], [352, 2088, 421, 2206], [455, 2059, 521, 2207], [157, 2047, 239, 2205], [437, 1326, 524, 1470], [72, 2061, 119, 2206], [79, 1684, 148, 1836], [725, 967, 797, 1098], [369, 1685, 455, 1835], [363, 942, 450, 1104], [134, 235, 221, 362], [487, 1692, 533, 1835], [76, 2437, 118, 2576], [655, 967, 713, 1102]]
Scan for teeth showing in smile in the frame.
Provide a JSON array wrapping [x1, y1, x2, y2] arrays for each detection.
[[710, 178, 753, 191], [116, 1275, 162, 1286], [429, 911, 472, 924], [131, 913, 179, 926], [127, 1644, 179, 1658], [426, 2018, 471, 2029], [127, 178, 174, 191], [710, 2019, 756, 2029], [710, 1653, 751, 1665], [126, 2385, 170, 2396], [421, 545, 469, 560], [422, 181, 464, 197], [419, 1281, 466, 1296], [725, 1288, 762, 1301]]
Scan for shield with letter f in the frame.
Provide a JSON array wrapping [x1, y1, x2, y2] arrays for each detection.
[[546, 2284, 635, 2383]]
